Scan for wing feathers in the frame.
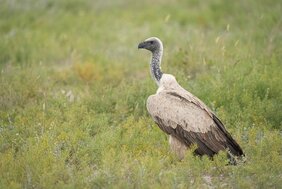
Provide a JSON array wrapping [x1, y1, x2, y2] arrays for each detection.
[[213, 115, 244, 156], [147, 89, 244, 158], [147, 73, 244, 158], [156, 117, 239, 157]]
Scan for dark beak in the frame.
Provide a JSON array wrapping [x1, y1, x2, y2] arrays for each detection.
[[138, 42, 146, 49]]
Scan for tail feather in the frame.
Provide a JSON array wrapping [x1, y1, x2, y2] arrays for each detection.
[[212, 114, 244, 157]]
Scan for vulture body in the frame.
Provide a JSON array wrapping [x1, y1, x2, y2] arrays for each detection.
[[138, 37, 244, 162]]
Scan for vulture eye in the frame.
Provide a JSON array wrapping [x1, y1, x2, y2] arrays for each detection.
[[150, 41, 154, 44]]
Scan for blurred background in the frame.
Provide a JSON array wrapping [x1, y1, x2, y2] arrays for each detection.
[[0, 0, 281, 188]]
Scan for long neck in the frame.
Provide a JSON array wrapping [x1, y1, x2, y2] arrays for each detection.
[[150, 49, 163, 86]]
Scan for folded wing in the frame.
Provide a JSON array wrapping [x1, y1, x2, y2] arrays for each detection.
[[147, 89, 244, 157]]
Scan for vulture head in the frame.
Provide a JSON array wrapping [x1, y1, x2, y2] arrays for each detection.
[[138, 37, 163, 53]]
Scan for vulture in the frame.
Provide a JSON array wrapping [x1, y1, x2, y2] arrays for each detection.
[[138, 37, 244, 163]]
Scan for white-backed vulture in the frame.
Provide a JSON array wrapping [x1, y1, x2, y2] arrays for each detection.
[[138, 37, 244, 163]]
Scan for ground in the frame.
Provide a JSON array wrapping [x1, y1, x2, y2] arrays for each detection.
[[0, 0, 282, 188]]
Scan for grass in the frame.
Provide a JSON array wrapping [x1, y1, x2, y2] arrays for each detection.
[[0, 0, 282, 188]]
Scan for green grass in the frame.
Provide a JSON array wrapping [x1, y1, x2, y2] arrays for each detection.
[[0, 0, 282, 188]]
